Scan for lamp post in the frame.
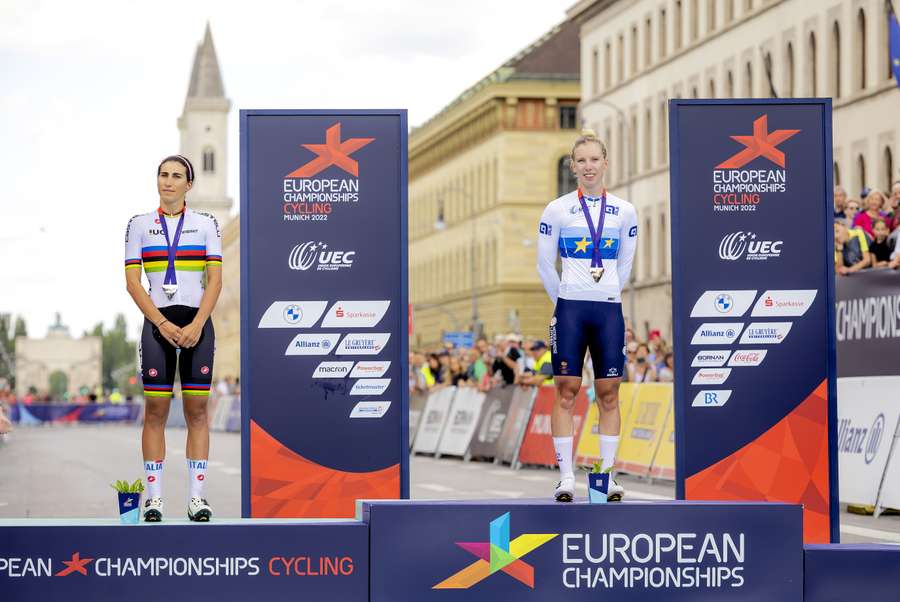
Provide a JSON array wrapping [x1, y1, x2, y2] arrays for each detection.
[[584, 98, 637, 328]]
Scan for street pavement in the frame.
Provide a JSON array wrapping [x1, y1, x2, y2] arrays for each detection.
[[1, 424, 899, 544]]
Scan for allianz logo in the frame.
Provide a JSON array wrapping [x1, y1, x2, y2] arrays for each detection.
[[700, 328, 736, 338], [838, 414, 885, 465]]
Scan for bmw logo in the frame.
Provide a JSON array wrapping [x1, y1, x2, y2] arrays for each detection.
[[715, 294, 733, 313], [283, 304, 302, 324]]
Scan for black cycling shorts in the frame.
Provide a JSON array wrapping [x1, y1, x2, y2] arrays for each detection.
[[140, 305, 215, 399]]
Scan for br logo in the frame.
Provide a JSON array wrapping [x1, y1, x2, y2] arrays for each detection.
[[286, 123, 374, 178], [433, 512, 557, 589]]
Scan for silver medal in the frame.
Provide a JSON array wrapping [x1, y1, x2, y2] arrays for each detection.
[[162, 284, 178, 299], [590, 267, 605, 282]]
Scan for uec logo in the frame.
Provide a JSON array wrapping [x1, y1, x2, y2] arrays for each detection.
[[718, 231, 782, 260], [288, 241, 355, 271]]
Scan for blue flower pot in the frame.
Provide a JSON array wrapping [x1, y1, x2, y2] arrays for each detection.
[[588, 472, 610, 504], [118, 492, 141, 524]]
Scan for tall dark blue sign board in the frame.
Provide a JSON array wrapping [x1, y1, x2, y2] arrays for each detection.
[[240, 110, 408, 518], [668, 99, 838, 543]]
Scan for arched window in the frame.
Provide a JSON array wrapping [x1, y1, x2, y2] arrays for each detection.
[[604, 42, 612, 89], [660, 8, 668, 59], [885, 147, 894, 192], [645, 17, 653, 67], [856, 8, 867, 91], [675, 1, 684, 50], [630, 114, 638, 178], [808, 32, 818, 95], [708, 77, 716, 97], [202, 147, 215, 173], [658, 101, 667, 164], [745, 61, 753, 96], [690, 0, 699, 42], [643, 108, 653, 171], [831, 21, 841, 98], [642, 216, 653, 280], [631, 25, 639, 75], [592, 47, 600, 95], [557, 157, 577, 196], [707, 0, 717, 33], [785, 42, 795, 97], [727, 70, 734, 97], [618, 33, 625, 82], [857, 154, 866, 194], [658, 211, 668, 277]]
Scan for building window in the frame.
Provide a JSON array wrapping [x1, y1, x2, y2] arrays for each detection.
[[884, 147, 894, 192], [725, 0, 734, 23], [643, 108, 652, 171], [764, 52, 775, 97], [618, 33, 625, 82], [831, 21, 841, 98], [887, 2, 895, 79], [645, 17, 653, 67], [658, 101, 667, 164], [857, 154, 866, 195], [557, 157, 578, 196], [708, 77, 716, 97], [745, 61, 753, 96], [834, 161, 841, 186], [592, 47, 599, 95], [642, 216, 653, 280], [857, 8, 867, 91], [744, 0, 753, 13], [631, 25, 639, 76], [785, 42, 795, 97], [675, 1, 683, 50], [202, 147, 215, 173], [707, 0, 717, 33], [691, 85, 698, 98], [808, 32, 818, 95], [660, 8, 668, 59], [690, 0, 699, 42], [559, 105, 577, 129], [630, 114, 638, 178], [727, 70, 734, 97], [617, 119, 626, 182], [604, 42, 612, 89], [658, 212, 668, 277]]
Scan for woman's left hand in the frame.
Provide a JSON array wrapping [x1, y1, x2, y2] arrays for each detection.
[[177, 321, 204, 348]]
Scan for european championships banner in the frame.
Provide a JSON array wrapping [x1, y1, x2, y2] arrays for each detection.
[[669, 100, 838, 543], [240, 110, 409, 518]]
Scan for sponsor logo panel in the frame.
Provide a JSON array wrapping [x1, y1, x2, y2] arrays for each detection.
[[335, 333, 391, 356], [691, 368, 732, 386], [321, 301, 390, 328], [691, 390, 732, 407], [349, 379, 390, 396], [312, 361, 354, 378], [285, 334, 340, 356], [738, 322, 793, 345], [349, 401, 392, 419], [258, 301, 328, 328], [691, 350, 731, 367], [750, 290, 817, 317], [689, 290, 757, 318], [838, 413, 885, 465], [690, 323, 744, 345], [349, 361, 391, 378], [727, 350, 768, 367]]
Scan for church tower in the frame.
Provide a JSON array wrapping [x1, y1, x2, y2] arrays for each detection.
[[178, 23, 232, 224]]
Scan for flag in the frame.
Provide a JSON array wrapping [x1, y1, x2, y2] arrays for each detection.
[[890, 0, 900, 88]]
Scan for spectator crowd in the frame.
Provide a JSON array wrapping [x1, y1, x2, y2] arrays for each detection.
[[833, 182, 900, 275], [409, 324, 674, 394]]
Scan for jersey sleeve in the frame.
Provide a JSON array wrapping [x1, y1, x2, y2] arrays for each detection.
[[616, 204, 638, 292], [536, 201, 562, 304], [203, 214, 223, 267], [124, 215, 142, 271]]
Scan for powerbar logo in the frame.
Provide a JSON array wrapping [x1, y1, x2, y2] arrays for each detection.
[[562, 532, 745, 589]]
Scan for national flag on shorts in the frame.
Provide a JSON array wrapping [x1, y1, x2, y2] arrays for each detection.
[[890, 0, 900, 89]]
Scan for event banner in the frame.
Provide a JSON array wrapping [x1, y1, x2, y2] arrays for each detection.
[[835, 268, 900, 377], [240, 110, 408, 518], [669, 100, 838, 543], [363, 500, 803, 601]]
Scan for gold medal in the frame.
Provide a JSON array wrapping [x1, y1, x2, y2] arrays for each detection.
[[591, 267, 605, 282]]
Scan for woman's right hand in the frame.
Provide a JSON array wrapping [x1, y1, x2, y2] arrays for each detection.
[[158, 321, 183, 348]]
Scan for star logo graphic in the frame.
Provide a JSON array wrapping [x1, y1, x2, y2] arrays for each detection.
[[286, 123, 374, 178], [433, 513, 557, 589], [574, 237, 590, 254], [715, 114, 800, 169], [602, 238, 615, 248], [55, 552, 94, 577]]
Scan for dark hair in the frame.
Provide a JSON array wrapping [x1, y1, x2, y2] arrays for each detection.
[[637, 343, 650, 353], [157, 155, 195, 182]]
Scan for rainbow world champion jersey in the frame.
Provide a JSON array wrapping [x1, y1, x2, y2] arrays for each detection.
[[537, 190, 638, 304], [124, 209, 222, 309]]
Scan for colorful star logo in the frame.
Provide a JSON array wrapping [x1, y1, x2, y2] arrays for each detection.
[[574, 237, 590, 254], [602, 238, 615, 248], [55, 552, 94, 577], [716, 114, 800, 169], [433, 513, 557, 589], [286, 123, 374, 178]]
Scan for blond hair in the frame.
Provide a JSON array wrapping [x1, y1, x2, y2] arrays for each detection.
[[570, 128, 608, 160]]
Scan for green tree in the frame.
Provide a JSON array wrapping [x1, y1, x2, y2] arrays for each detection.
[[88, 314, 137, 392], [0, 314, 12, 387], [48, 370, 68, 398], [13, 316, 26, 338]]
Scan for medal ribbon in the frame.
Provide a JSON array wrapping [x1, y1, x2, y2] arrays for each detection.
[[577, 188, 608, 269], [158, 206, 186, 289]]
